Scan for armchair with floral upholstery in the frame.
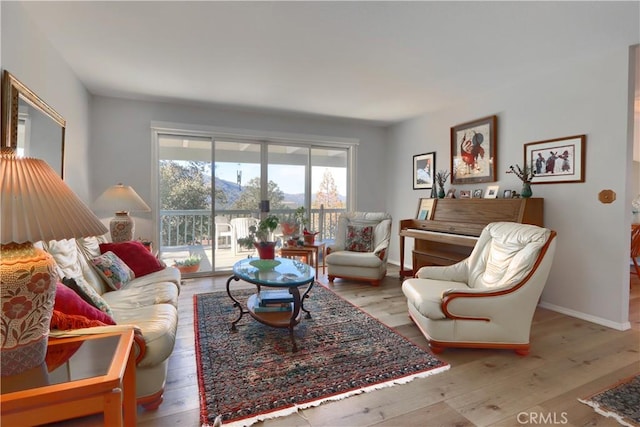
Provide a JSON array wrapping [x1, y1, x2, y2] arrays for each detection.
[[326, 212, 392, 286]]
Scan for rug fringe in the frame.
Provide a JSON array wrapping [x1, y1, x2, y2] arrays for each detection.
[[210, 364, 450, 427], [578, 398, 636, 427]]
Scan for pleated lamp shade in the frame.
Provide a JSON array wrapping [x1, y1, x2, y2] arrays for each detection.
[[0, 151, 108, 376], [93, 183, 151, 242], [1, 152, 108, 244]]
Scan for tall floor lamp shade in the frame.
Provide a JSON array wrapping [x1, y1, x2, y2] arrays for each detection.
[[93, 183, 151, 242], [0, 150, 108, 376]]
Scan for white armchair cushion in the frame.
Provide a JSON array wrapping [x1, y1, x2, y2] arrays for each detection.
[[467, 222, 550, 289]]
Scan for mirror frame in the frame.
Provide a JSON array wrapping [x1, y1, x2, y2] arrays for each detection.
[[1, 70, 66, 177]]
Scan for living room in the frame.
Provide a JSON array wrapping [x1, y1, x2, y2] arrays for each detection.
[[2, 1, 639, 426]]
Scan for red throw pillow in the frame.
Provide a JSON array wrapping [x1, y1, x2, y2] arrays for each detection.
[[54, 283, 116, 325], [99, 241, 164, 277]]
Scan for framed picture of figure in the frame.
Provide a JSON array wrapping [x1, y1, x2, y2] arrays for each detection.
[[525, 135, 586, 184]]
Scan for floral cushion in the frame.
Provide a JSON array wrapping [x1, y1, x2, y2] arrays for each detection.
[[63, 276, 114, 318], [346, 225, 374, 252], [99, 241, 164, 277], [91, 251, 134, 291]]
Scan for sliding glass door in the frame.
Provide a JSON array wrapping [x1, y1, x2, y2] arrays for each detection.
[[156, 129, 352, 276]]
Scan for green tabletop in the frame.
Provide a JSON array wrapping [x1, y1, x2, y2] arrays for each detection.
[[232, 257, 315, 287]]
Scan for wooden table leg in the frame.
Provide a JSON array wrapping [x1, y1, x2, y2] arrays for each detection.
[[123, 341, 137, 426]]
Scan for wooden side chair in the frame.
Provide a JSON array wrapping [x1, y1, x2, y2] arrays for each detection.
[[631, 224, 640, 277]]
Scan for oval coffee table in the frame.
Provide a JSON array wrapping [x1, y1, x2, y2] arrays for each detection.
[[226, 257, 315, 352]]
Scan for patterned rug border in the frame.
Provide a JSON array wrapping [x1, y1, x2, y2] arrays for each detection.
[[578, 374, 640, 427], [194, 284, 450, 427]]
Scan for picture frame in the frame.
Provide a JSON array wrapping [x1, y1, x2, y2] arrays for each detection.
[[445, 189, 456, 198], [472, 189, 484, 198], [524, 135, 586, 184], [416, 198, 435, 220], [413, 152, 436, 190], [503, 189, 513, 199], [450, 115, 497, 185], [485, 185, 499, 198], [459, 190, 471, 199]]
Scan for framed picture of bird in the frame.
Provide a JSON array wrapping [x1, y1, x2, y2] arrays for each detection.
[[450, 115, 497, 185]]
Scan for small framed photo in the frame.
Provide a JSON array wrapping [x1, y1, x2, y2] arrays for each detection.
[[459, 190, 471, 199], [413, 152, 436, 190], [416, 198, 435, 220], [451, 115, 497, 185], [472, 189, 484, 198], [445, 189, 456, 198], [525, 135, 586, 184], [485, 185, 499, 198], [503, 189, 513, 199]]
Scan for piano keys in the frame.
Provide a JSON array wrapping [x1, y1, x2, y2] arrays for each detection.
[[399, 198, 543, 277]]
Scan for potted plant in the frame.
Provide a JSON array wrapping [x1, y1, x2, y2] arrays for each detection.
[[237, 215, 280, 259], [173, 254, 202, 274], [294, 207, 319, 244]]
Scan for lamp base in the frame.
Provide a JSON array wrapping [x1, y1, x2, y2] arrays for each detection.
[[0, 242, 57, 376], [110, 212, 134, 242]]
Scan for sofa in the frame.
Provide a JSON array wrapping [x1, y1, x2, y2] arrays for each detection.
[[41, 236, 181, 410]]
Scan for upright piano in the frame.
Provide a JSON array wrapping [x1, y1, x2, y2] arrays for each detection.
[[399, 198, 543, 277]]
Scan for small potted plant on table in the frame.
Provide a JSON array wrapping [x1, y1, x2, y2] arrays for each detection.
[[173, 254, 202, 274], [237, 215, 280, 259]]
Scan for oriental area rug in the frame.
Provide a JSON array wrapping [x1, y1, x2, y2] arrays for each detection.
[[578, 374, 640, 427], [194, 284, 449, 427]]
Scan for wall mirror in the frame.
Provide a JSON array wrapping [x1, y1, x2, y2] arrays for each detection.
[[1, 70, 66, 177]]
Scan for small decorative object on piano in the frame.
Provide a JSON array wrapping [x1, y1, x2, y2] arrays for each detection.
[[435, 170, 450, 199], [507, 163, 535, 198]]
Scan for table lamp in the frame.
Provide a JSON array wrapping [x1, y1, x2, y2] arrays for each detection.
[[93, 183, 151, 242], [0, 150, 108, 376]]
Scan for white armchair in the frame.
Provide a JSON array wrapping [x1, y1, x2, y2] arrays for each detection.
[[402, 222, 556, 355], [326, 212, 392, 286]]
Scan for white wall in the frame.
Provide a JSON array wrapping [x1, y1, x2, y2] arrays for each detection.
[[387, 47, 634, 329], [1, 2, 92, 200], [89, 96, 388, 240]]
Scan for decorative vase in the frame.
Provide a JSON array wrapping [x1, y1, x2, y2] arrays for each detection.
[[254, 242, 276, 259], [0, 243, 57, 376], [438, 187, 446, 199], [521, 182, 533, 198]]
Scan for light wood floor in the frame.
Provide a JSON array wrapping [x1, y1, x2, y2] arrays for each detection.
[[55, 267, 640, 426]]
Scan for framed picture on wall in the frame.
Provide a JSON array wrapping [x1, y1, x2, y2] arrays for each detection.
[[413, 152, 436, 190], [524, 135, 586, 184], [450, 115, 497, 185], [416, 198, 435, 220]]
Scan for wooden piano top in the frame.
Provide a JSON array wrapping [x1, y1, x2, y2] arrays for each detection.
[[401, 197, 544, 237]]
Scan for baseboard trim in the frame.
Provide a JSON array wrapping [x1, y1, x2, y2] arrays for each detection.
[[538, 301, 631, 331]]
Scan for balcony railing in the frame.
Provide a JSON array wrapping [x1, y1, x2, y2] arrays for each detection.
[[159, 207, 345, 249]]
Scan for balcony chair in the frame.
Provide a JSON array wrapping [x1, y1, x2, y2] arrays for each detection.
[[214, 215, 233, 250], [402, 222, 557, 355], [230, 217, 259, 255], [326, 212, 392, 286]]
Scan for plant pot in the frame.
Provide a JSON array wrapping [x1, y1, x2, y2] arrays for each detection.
[[303, 232, 319, 245], [438, 187, 446, 199], [174, 263, 200, 274], [521, 182, 533, 198], [254, 242, 276, 259]]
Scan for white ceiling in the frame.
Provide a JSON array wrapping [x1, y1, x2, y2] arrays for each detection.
[[20, 1, 640, 125]]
